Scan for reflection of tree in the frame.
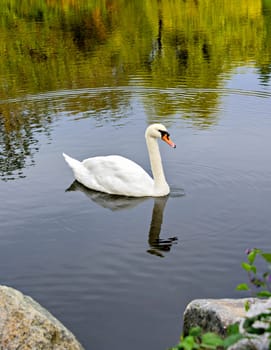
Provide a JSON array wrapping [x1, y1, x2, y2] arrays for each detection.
[[148, 0, 163, 66], [0, 90, 132, 181], [0, 103, 52, 181], [0, 0, 270, 179], [257, 0, 271, 86], [63, 7, 111, 51], [258, 64, 271, 86], [141, 0, 268, 122], [1, 1, 268, 101]]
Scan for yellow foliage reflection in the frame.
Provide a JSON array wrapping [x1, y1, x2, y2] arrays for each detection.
[[0, 0, 270, 178]]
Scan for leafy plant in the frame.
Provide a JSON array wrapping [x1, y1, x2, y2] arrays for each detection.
[[236, 248, 271, 299], [169, 323, 243, 350], [169, 249, 271, 350]]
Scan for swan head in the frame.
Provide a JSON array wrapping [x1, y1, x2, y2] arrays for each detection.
[[145, 123, 176, 148]]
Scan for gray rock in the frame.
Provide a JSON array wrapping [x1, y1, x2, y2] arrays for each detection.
[[183, 298, 271, 350], [0, 285, 84, 350], [183, 298, 251, 336]]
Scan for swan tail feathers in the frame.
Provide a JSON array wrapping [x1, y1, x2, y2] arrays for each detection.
[[62, 153, 81, 169], [62, 153, 86, 176], [63, 152, 92, 187]]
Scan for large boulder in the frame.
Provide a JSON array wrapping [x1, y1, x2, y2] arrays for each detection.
[[183, 298, 271, 350], [183, 298, 250, 336], [0, 285, 84, 350]]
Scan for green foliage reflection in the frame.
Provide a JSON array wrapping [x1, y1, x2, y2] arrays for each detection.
[[0, 0, 270, 179]]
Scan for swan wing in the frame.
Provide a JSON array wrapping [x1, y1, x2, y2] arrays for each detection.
[[81, 155, 154, 196]]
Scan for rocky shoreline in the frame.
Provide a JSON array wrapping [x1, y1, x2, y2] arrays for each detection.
[[0, 285, 269, 349]]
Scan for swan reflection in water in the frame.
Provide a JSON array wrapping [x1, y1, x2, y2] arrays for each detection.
[[66, 181, 179, 257]]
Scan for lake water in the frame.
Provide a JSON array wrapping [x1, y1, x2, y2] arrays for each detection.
[[0, 2, 271, 350]]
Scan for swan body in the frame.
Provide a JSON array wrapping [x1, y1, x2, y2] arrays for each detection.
[[63, 123, 176, 197]]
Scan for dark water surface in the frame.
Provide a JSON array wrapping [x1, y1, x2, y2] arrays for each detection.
[[1, 2, 271, 350]]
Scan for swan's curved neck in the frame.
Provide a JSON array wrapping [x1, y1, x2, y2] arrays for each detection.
[[146, 136, 169, 193]]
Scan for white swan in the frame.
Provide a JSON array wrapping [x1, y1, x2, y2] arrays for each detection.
[[63, 123, 176, 197]]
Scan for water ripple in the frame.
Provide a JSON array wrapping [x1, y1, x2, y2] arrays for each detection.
[[0, 86, 270, 105]]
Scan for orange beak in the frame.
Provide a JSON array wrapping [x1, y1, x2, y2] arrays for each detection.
[[162, 134, 176, 148]]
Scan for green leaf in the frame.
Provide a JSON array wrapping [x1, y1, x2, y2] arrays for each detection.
[[247, 250, 257, 264], [244, 300, 251, 311], [201, 332, 224, 347], [223, 333, 244, 348], [261, 253, 271, 263], [256, 290, 271, 298], [241, 262, 253, 272], [250, 265, 257, 274], [227, 322, 240, 336], [178, 335, 199, 350], [188, 327, 202, 337], [242, 317, 267, 335], [236, 283, 250, 291]]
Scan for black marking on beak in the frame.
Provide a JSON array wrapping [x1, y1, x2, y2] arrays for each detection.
[[159, 130, 170, 140]]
